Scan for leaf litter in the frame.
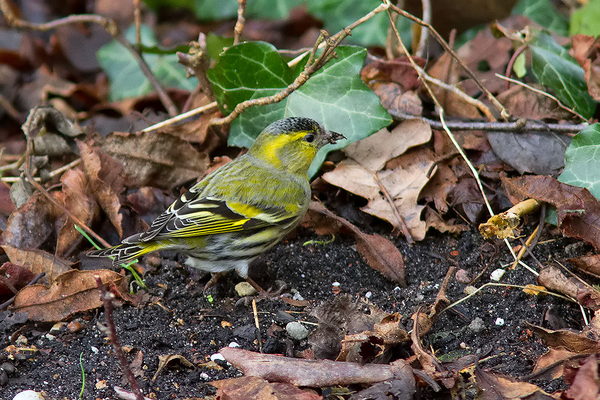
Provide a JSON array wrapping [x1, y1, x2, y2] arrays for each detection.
[[1, 1, 600, 400]]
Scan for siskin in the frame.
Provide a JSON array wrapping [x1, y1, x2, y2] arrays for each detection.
[[87, 117, 345, 290]]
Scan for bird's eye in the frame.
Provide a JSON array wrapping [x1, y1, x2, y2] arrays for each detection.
[[304, 133, 315, 143]]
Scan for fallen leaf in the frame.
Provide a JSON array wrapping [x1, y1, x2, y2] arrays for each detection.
[[152, 354, 195, 382], [538, 264, 600, 310], [212, 376, 322, 400], [474, 366, 559, 399], [569, 254, 600, 278], [532, 348, 581, 380], [95, 130, 209, 190], [10, 269, 132, 322], [78, 141, 125, 238], [496, 84, 573, 120], [1, 245, 72, 285], [303, 202, 405, 286], [0, 193, 59, 249], [503, 175, 600, 251], [564, 355, 600, 400], [0, 262, 35, 299], [55, 168, 99, 257], [527, 322, 600, 354]]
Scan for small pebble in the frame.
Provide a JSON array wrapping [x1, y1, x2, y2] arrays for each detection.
[[468, 317, 485, 333], [44, 334, 56, 341], [90, 346, 99, 354], [455, 269, 471, 283], [12, 391, 46, 400], [490, 269, 505, 281], [292, 292, 305, 301], [210, 353, 225, 362], [67, 321, 84, 333], [365, 291, 372, 299], [275, 310, 296, 325], [15, 336, 27, 346], [0, 369, 7, 386], [228, 342, 241, 348], [286, 321, 309, 340], [464, 285, 477, 295], [495, 318, 505, 326], [235, 282, 257, 297], [199, 372, 210, 380]]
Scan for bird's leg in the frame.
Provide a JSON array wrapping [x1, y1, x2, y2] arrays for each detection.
[[204, 272, 227, 292]]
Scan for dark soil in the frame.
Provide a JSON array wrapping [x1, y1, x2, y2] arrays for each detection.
[[1, 226, 584, 399]]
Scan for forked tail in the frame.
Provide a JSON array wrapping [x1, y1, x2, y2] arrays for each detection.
[[87, 243, 154, 265]]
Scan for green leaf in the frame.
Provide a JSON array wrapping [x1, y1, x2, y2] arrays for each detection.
[[512, 0, 568, 36], [193, 0, 238, 20], [306, 0, 411, 47], [206, 42, 391, 176], [97, 25, 197, 101], [247, 0, 304, 19], [558, 123, 600, 200], [192, 0, 302, 20], [570, 0, 600, 37], [529, 31, 597, 119], [206, 33, 234, 61]]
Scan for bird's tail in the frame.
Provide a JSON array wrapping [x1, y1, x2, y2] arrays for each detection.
[[87, 242, 156, 265]]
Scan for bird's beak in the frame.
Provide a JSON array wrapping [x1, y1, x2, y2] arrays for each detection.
[[325, 130, 346, 145]]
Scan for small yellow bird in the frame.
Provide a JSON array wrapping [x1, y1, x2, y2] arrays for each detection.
[[87, 117, 345, 290]]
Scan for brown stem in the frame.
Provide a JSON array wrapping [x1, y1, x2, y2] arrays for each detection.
[[233, 0, 247, 45], [504, 44, 528, 91], [95, 276, 145, 400]]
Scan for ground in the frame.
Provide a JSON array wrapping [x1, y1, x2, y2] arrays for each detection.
[[1, 226, 583, 399]]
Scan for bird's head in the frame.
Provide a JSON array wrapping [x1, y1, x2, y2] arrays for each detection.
[[248, 117, 345, 176]]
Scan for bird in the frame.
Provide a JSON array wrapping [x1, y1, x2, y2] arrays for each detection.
[[87, 117, 345, 292]]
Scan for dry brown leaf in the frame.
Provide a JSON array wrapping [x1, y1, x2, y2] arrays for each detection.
[[212, 376, 322, 400], [474, 367, 559, 399], [0, 262, 35, 299], [532, 348, 580, 380], [569, 254, 600, 278], [572, 35, 600, 101], [78, 141, 124, 238], [152, 354, 195, 382], [527, 322, 600, 354], [323, 146, 434, 241], [497, 84, 573, 120], [95, 130, 209, 190], [1, 245, 72, 285], [0, 193, 59, 250], [55, 168, 99, 257], [10, 269, 131, 321], [503, 175, 600, 251], [303, 202, 405, 286], [343, 120, 432, 172], [564, 355, 600, 400]]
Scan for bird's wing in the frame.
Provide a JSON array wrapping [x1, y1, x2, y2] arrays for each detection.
[[127, 192, 298, 244]]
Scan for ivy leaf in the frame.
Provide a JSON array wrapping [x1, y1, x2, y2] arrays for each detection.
[[559, 123, 600, 200], [97, 25, 197, 101], [512, 0, 568, 36], [528, 31, 597, 119], [206, 42, 391, 176]]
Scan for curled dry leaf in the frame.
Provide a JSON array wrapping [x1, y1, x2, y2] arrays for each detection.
[[10, 269, 132, 322], [55, 168, 99, 257], [1, 245, 72, 285], [152, 354, 195, 382], [211, 376, 322, 400], [564, 354, 600, 400], [526, 322, 600, 354], [78, 141, 124, 238], [95, 130, 209, 190], [219, 347, 415, 387], [303, 202, 405, 286], [0, 193, 59, 250], [538, 264, 600, 310], [0, 262, 35, 299], [323, 120, 433, 240], [503, 175, 600, 251], [473, 366, 559, 399]]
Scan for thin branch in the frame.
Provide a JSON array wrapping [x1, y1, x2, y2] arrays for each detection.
[[95, 276, 145, 400], [495, 73, 588, 121], [504, 44, 527, 91], [387, 1, 509, 120], [177, 33, 215, 102], [0, 0, 178, 117], [133, 0, 142, 48], [210, 2, 390, 127], [413, 63, 495, 121], [415, 0, 431, 58], [141, 102, 218, 133], [233, 0, 247, 45], [390, 110, 589, 134]]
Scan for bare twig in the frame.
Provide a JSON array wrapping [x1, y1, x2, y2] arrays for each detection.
[[372, 172, 414, 243], [415, 0, 431, 58], [387, 2, 509, 120], [177, 34, 215, 102], [413, 63, 495, 121], [504, 44, 527, 91], [495, 73, 588, 121], [95, 276, 144, 400], [133, 0, 142, 48], [233, 0, 247, 45], [141, 102, 218, 133], [0, 0, 178, 117], [390, 111, 588, 134]]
